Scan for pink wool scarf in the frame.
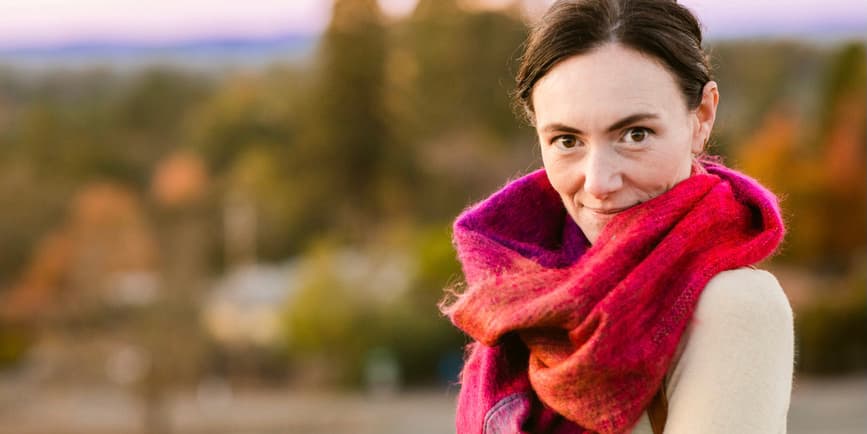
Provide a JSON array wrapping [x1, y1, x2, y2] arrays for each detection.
[[442, 162, 784, 434]]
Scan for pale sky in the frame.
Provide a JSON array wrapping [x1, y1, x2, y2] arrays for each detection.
[[0, 0, 863, 49]]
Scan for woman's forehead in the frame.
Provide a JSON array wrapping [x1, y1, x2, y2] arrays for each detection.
[[532, 44, 687, 128]]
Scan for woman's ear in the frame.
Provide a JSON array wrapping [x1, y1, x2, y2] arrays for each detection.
[[692, 81, 719, 154]]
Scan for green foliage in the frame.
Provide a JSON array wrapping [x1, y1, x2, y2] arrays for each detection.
[[187, 73, 296, 173], [403, 1, 528, 140], [0, 2, 535, 283], [281, 226, 465, 387], [93, 67, 213, 186], [0, 322, 31, 367], [795, 267, 867, 374], [389, 224, 465, 383], [411, 225, 462, 302], [816, 42, 867, 139], [377, 297, 465, 385], [305, 0, 393, 234], [730, 41, 866, 269], [284, 250, 366, 353], [0, 67, 215, 254]]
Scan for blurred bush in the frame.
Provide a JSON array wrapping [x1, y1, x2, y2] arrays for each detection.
[[0, 322, 31, 368], [281, 225, 464, 388], [795, 265, 867, 374]]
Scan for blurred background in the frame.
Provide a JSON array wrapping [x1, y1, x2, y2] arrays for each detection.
[[0, 0, 864, 433]]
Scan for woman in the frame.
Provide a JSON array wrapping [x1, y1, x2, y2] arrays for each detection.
[[441, 1, 794, 433]]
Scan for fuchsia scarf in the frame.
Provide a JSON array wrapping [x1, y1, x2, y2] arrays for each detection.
[[442, 162, 784, 434]]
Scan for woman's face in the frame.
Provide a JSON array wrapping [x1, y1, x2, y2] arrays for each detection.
[[533, 43, 718, 244]]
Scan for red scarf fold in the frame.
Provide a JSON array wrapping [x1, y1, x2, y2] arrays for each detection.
[[443, 162, 784, 434]]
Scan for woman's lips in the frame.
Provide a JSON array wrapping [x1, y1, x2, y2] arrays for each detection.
[[583, 205, 635, 215]]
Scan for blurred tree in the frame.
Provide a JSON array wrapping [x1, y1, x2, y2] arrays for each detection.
[[111, 68, 213, 187], [298, 0, 396, 240], [282, 243, 379, 385], [811, 43, 866, 270], [0, 321, 31, 368], [397, 1, 536, 221], [186, 68, 316, 261], [282, 227, 466, 387], [226, 146, 308, 261], [735, 42, 866, 271], [404, 1, 527, 139], [0, 153, 70, 282], [796, 266, 867, 374], [390, 224, 465, 384], [0, 182, 158, 321], [711, 41, 827, 157], [187, 73, 295, 173], [0, 67, 213, 283], [135, 151, 215, 434]]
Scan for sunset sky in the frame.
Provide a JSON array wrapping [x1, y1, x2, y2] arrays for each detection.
[[0, 0, 863, 49]]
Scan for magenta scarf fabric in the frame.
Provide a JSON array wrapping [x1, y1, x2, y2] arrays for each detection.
[[442, 162, 784, 434]]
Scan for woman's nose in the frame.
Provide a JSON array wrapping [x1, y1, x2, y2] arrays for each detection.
[[583, 147, 623, 199]]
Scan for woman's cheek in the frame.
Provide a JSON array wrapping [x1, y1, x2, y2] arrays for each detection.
[[548, 167, 578, 198], [634, 170, 679, 200]]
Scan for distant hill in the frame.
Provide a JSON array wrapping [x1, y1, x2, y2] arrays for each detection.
[[0, 34, 318, 72]]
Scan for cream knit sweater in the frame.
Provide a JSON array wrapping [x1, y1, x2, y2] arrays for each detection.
[[630, 267, 795, 434]]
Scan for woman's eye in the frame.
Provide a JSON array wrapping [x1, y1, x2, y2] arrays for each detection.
[[552, 135, 579, 150], [623, 127, 651, 143]]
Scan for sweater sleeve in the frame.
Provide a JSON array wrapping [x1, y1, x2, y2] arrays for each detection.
[[662, 267, 795, 434]]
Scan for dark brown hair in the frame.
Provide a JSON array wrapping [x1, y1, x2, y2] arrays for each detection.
[[514, 0, 712, 124]]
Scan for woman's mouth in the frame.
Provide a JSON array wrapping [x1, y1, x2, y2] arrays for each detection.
[[583, 205, 634, 216]]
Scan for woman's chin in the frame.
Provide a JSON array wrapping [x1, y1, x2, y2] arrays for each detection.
[[576, 215, 611, 246]]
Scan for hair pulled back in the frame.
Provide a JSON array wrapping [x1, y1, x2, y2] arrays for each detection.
[[514, 0, 712, 124]]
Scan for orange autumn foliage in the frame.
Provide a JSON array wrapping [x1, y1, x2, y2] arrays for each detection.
[[1, 183, 158, 321], [151, 152, 209, 207], [735, 93, 866, 267]]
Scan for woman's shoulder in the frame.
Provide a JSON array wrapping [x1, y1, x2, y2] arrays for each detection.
[[667, 266, 794, 383], [664, 266, 795, 389], [660, 267, 795, 433], [695, 267, 792, 325], [665, 267, 794, 390]]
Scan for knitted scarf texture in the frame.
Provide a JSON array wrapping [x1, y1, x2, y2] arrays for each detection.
[[442, 162, 784, 434]]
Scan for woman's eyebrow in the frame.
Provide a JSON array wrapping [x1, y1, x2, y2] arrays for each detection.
[[540, 112, 660, 135], [606, 112, 659, 132], [540, 123, 583, 135]]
